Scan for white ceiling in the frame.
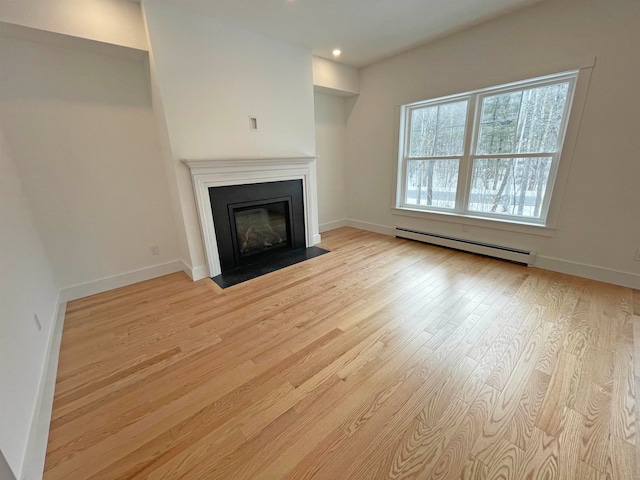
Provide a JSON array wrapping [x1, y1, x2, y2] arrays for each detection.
[[148, 0, 544, 67]]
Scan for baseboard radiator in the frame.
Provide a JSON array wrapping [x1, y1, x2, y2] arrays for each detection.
[[395, 228, 536, 266]]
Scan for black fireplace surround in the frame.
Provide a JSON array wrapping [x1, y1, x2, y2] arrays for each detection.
[[208, 180, 306, 272]]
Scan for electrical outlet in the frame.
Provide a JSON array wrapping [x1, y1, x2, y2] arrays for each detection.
[[33, 313, 42, 331], [635, 248, 640, 261], [150, 245, 160, 256]]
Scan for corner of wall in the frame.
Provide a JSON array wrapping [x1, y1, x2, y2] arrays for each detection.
[[20, 297, 66, 480], [141, 5, 199, 271]]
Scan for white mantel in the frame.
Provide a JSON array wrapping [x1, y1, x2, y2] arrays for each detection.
[[183, 157, 321, 277]]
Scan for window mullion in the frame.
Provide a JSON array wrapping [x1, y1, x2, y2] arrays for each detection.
[[455, 94, 477, 214]]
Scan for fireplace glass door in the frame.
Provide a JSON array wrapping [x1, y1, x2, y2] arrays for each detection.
[[229, 197, 293, 266]]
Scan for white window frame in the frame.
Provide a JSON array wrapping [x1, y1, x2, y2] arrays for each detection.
[[395, 70, 584, 232]]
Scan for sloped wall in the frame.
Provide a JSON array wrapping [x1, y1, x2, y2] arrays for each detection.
[[0, 0, 147, 50], [0, 123, 58, 478], [0, 36, 181, 290]]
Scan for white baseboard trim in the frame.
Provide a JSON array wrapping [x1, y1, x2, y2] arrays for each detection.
[[59, 260, 187, 302], [21, 297, 66, 480], [180, 260, 196, 280], [189, 264, 210, 281], [535, 256, 640, 289], [346, 219, 396, 237], [341, 220, 639, 289], [312, 233, 322, 245], [319, 219, 348, 233]]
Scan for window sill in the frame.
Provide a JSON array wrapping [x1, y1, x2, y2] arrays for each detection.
[[391, 206, 556, 237]]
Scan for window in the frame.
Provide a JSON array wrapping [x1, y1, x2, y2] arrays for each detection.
[[397, 71, 578, 225]]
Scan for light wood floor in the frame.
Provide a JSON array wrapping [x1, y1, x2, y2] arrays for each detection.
[[44, 227, 639, 479]]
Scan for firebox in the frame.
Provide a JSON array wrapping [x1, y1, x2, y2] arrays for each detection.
[[208, 180, 307, 272]]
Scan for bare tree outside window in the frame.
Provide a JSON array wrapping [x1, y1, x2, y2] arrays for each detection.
[[399, 72, 576, 224], [471, 83, 569, 218], [406, 100, 467, 209]]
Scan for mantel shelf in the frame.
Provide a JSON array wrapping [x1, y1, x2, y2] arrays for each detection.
[[182, 156, 317, 172]]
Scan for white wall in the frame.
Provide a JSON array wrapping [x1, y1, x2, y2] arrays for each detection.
[[0, 123, 59, 478], [143, 1, 317, 276], [314, 92, 348, 230], [346, 0, 640, 287], [0, 0, 147, 51], [0, 36, 181, 291]]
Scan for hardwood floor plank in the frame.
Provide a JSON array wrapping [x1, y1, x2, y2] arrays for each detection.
[[607, 435, 637, 480], [373, 397, 470, 479], [515, 426, 559, 480], [536, 349, 578, 436], [486, 304, 546, 392], [611, 316, 637, 445], [556, 407, 584, 480], [114, 374, 291, 479], [456, 294, 517, 403], [503, 369, 550, 450], [535, 323, 565, 376], [563, 297, 598, 359], [425, 384, 499, 480], [42, 228, 639, 480], [459, 456, 488, 480], [259, 336, 435, 479], [297, 348, 473, 479], [181, 408, 301, 480], [579, 381, 612, 472], [471, 320, 550, 466], [483, 438, 524, 480], [576, 460, 607, 479], [466, 271, 551, 362], [418, 356, 477, 429], [566, 346, 612, 416], [46, 360, 259, 478]]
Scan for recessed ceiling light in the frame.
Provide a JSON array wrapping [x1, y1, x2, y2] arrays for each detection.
[[332, 49, 341, 57]]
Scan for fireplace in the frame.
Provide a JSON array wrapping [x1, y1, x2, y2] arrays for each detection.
[[183, 157, 321, 279], [208, 180, 306, 272]]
